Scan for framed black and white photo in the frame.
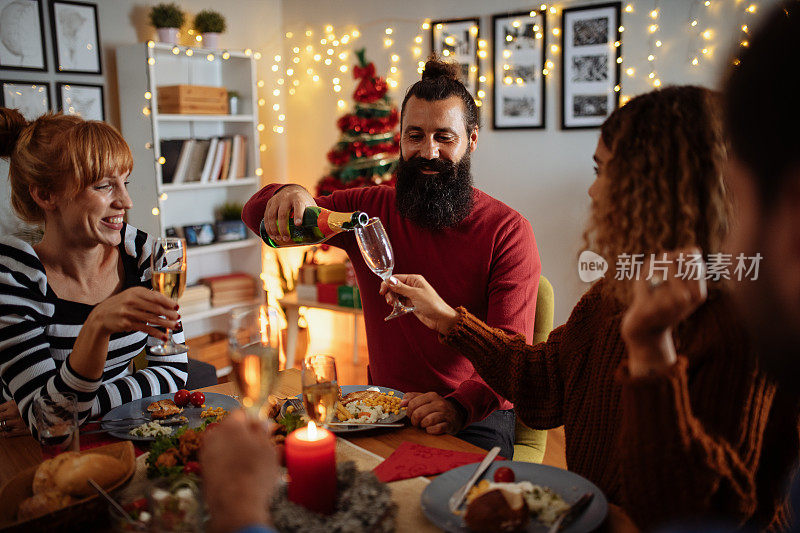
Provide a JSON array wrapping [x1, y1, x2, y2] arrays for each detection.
[[57, 82, 104, 121], [0, 0, 47, 71], [50, 0, 101, 74], [431, 17, 479, 96], [492, 10, 546, 129], [561, 2, 621, 129], [1, 80, 50, 120]]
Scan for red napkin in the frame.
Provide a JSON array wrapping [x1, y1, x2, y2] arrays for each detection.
[[79, 422, 147, 457], [373, 441, 504, 483]]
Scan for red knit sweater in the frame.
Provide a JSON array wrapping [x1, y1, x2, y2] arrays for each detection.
[[443, 281, 797, 530], [243, 183, 540, 424]]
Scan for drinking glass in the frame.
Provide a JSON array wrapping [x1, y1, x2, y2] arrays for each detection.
[[354, 218, 415, 321], [34, 392, 79, 458], [151, 237, 187, 355], [229, 304, 281, 419], [302, 355, 338, 428]]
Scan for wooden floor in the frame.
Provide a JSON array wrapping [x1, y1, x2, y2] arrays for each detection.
[[285, 336, 568, 468]]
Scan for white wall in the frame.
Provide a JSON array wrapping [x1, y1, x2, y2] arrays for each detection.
[[0, 0, 286, 236], [279, 0, 778, 326]]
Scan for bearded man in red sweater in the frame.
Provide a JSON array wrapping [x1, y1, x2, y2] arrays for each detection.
[[242, 58, 540, 459]]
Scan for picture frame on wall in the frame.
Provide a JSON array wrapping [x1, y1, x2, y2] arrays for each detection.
[[0, 0, 47, 71], [50, 0, 102, 74], [57, 82, 104, 121], [492, 10, 547, 129], [561, 2, 621, 129], [0, 80, 50, 120], [431, 17, 480, 97]]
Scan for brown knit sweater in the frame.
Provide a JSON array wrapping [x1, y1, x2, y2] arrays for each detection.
[[443, 281, 798, 530]]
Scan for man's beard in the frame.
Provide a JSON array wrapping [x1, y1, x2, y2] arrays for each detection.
[[394, 152, 474, 230]]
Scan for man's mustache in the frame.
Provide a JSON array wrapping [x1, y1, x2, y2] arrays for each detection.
[[403, 156, 455, 174]]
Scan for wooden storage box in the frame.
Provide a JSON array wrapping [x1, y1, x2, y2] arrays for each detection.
[[157, 85, 228, 115], [186, 332, 231, 372]]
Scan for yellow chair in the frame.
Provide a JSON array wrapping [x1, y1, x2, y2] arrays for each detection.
[[512, 275, 554, 463]]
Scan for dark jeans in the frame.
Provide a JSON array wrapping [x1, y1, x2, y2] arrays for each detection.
[[455, 409, 515, 460]]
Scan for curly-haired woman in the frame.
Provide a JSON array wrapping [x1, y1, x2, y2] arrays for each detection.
[[383, 86, 797, 530], [0, 110, 187, 438]]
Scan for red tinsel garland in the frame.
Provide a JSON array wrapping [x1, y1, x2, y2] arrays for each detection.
[[353, 62, 388, 103], [326, 139, 400, 166], [336, 108, 399, 135]]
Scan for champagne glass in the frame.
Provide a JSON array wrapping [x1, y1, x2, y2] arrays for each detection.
[[151, 237, 187, 355], [302, 355, 338, 428], [229, 304, 281, 419], [354, 218, 415, 321]]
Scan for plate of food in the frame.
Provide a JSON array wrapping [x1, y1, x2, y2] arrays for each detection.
[[420, 461, 608, 533], [278, 385, 406, 434], [100, 390, 240, 442]]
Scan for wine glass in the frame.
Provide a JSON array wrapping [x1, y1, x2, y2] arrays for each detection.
[[229, 304, 281, 419], [302, 355, 338, 427], [354, 218, 415, 321], [150, 237, 188, 355]]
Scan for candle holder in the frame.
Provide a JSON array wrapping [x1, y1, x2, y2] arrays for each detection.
[[271, 461, 396, 531]]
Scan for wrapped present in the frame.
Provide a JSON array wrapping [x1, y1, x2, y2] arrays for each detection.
[[337, 285, 361, 308], [316, 263, 347, 284], [317, 283, 339, 305], [295, 284, 317, 301]]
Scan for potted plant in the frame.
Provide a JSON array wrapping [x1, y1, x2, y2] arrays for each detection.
[[215, 202, 247, 242], [149, 3, 185, 45], [194, 10, 226, 49]]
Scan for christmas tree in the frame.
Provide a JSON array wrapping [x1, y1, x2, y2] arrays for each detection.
[[316, 49, 400, 196]]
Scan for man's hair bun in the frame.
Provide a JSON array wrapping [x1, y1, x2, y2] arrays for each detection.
[[421, 57, 462, 82]]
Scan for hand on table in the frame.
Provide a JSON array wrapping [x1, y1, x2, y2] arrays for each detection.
[[621, 247, 708, 377], [200, 410, 278, 533], [0, 400, 30, 438], [87, 286, 179, 342], [263, 184, 316, 243], [401, 392, 465, 435], [380, 274, 459, 335]]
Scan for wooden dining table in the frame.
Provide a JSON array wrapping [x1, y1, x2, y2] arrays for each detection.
[[0, 369, 638, 532]]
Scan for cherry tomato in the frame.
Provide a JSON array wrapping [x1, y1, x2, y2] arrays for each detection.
[[124, 497, 148, 513], [189, 391, 205, 407], [205, 422, 219, 432], [183, 461, 202, 475], [174, 389, 190, 407], [493, 467, 515, 483]]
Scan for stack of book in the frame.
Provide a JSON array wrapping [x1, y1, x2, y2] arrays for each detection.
[[160, 135, 249, 184], [199, 273, 258, 307], [177, 284, 212, 314]]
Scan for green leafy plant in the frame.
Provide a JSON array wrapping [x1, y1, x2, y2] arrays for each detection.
[[216, 201, 243, 221], [149, 3, 185, 29], [194, 10, 226, 34], [227, 90, 240, 99]]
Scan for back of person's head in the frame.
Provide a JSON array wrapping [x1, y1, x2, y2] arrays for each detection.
[[0, 109, 133, 224], [724, 1, 800, 205], [400, 56, 480, 134], [586, 85, 729, 302]]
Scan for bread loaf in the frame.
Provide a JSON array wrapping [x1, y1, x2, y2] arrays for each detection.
[[17, 491, 73, 521], [32, 451, 79, 494], [53, 454, 127, 497]]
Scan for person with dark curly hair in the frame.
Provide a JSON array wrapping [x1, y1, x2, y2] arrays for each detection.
[[242, 58, 541, 460], [0, 110, 187, 438], [383, 85, 798, 530]]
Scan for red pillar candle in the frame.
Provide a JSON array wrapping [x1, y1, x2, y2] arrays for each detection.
[[285, 422, 337, 514]]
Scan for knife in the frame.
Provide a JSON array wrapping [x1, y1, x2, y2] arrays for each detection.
[[547, 492, 594, 533], [448, 446, 501, 512], [327, 422, 405, 428]]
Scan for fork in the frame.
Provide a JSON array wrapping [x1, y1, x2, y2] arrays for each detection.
[[546, 492, 594, 533]]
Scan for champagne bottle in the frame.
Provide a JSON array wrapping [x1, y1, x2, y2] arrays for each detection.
[[260, 206, 370, 248]]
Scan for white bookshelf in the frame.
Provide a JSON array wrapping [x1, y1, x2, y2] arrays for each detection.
[[116, 43, 264, 340]]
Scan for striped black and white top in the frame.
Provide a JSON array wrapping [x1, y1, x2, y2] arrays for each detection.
[[0, 224, 188, 434]]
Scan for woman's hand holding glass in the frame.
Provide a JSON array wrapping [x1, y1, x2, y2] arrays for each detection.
[[380, 274, 459, 335], [86, 286, 179, 342]]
